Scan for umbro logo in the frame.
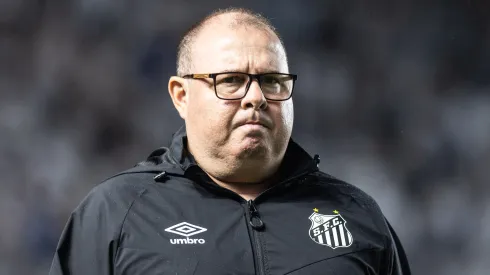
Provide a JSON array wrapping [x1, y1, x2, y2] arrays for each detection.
[[165, 222, 207, 245]]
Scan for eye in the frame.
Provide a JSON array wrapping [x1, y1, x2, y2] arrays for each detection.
[[216, 73, 248, 85], [222, 76, 244, 84], [262, 75, 280, 85]]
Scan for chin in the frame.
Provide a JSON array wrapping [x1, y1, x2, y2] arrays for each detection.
[[235, 141, 270, 160]]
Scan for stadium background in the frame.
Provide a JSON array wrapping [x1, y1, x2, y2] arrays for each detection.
[[0, 0, 489, 274]]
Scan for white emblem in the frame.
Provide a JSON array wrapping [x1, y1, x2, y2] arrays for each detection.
[[308, 210, 353, 249], [165, 222, 207, 244]]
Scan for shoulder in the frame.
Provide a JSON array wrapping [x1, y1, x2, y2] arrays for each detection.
[[312, 171, 381, 210], [307, 171, 389, 231], [73, 171, 153, 219]]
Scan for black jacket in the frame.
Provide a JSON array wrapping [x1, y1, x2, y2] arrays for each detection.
[[49, 126, 411, 275]]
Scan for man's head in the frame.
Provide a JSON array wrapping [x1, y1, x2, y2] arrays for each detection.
[[175, 8, 287, 77], [168, 8, 295, 184]]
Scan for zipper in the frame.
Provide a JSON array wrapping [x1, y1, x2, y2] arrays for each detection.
[[248, 200, 265, 230], [244, 199, 266, 275], [156, 157, 320, 275], [241, 163, 318, 275]]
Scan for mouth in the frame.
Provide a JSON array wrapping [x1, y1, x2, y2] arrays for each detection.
[[242, 121, 268, 129], [234, 116, 272, 130]]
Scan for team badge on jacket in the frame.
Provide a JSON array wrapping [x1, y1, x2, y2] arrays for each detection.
[[308, 209, 353, 249]]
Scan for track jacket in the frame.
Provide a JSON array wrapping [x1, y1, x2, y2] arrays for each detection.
[[49, 126, 411, 275]]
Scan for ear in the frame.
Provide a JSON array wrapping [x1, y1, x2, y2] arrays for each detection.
[[168, 76, 189, 119]]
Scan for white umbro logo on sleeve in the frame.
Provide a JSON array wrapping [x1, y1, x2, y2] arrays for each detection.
[[165, 222, 207, 244]]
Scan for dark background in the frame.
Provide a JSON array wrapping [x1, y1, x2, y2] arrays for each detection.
[[0, 0, 489, 274]]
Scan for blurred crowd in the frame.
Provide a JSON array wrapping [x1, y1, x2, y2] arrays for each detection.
[[0, 0, 489, 274]]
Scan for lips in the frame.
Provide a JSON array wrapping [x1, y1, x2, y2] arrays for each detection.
[[242, 121, 268, 129], [245, 121, 263, 126], [235, 114, 272, 129]]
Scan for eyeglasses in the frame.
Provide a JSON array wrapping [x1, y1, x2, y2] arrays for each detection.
[[182, 72, 297, 101]]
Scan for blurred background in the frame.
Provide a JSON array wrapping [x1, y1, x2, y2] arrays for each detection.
[[0, 0, 489, 274]]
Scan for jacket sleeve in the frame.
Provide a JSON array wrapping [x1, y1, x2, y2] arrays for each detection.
[[385, 218, 412, 275], [49, 183, 129, 275]]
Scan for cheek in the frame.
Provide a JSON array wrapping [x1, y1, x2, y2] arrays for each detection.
[[187, 88, 213, 121], [274, 101, 294, 131], [187, 95, 235, 136], [284, 101, 294, 126]]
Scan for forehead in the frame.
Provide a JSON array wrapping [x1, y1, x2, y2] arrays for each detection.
[[191, 24, 288, 73]]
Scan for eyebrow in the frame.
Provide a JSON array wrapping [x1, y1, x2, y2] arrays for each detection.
[[216, 69, 283, 74]]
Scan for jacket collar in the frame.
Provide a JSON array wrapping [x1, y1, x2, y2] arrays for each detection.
[[133, 125, 319, 180]]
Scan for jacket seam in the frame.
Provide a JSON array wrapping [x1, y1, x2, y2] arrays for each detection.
[[283, 247, 380, 275], [113, 188, 148, 267], [105, 170, 163, 181], [357, 201, 390, 249]]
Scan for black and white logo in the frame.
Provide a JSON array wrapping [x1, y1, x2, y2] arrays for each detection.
[[165, 222, 207, 245], [308, 211, 353, 249]]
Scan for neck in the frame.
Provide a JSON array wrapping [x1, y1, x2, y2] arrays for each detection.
[[206, 173, 279, 201], [200, 158, 283, 200], [185, 140, 285, 200]]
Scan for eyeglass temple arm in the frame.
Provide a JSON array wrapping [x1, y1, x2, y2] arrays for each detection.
[[189, 74, 210, 79]]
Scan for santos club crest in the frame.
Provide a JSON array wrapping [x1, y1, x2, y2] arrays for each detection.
[[308, 210, 353, 249]]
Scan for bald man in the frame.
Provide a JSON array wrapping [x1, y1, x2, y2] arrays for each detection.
[[49, 8, 411, 275]]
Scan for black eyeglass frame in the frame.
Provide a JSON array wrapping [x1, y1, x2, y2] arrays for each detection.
[[182, 72, 298, 101]]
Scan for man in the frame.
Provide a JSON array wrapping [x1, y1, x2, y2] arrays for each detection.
[[49, 7, 411, 275]]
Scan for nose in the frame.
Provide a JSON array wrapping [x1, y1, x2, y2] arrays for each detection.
[[241, 79, 267, 110]]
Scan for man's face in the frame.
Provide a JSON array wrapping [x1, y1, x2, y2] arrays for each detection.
[[182, 23, 293, 169]]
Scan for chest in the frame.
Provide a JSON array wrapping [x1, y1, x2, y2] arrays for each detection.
[[113, 192, 386, 275]]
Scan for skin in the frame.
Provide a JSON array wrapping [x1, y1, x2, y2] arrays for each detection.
[[168, 13, 293, 200]]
